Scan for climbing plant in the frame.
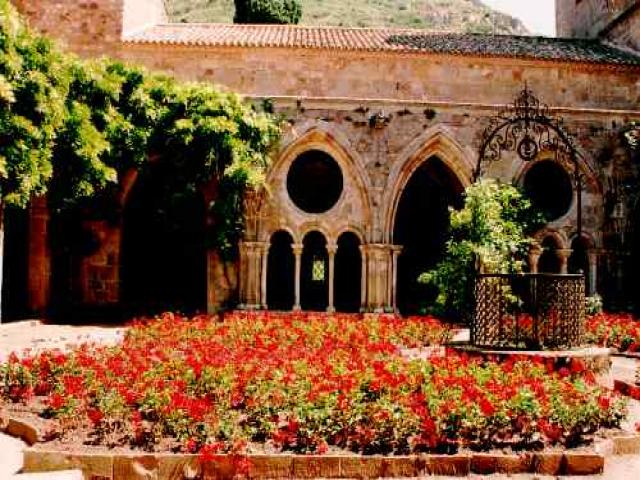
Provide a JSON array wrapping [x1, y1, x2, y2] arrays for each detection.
[[0, 0, 280, 259], [234, 0, 302, 24], [0, 0, 69, 207], [420, 179, 544, 321]]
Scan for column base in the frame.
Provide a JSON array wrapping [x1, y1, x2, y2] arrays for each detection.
[[293, 305, 302, 312], [327, 307, 336, 314]]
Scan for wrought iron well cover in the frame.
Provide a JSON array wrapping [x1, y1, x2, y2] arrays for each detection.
[[473, 273, 585, 350]]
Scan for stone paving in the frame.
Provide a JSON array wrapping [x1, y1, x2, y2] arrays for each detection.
[[0, 319, 125, 362], [0, 321, 639, 479]]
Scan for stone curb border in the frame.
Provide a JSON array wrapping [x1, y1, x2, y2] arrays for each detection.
[[21, 448, 607, 479], [4, 416, 640, 479], [612, 352, 640, 360]]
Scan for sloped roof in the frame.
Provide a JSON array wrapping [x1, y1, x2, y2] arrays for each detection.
[[123, 23, 640, 67]]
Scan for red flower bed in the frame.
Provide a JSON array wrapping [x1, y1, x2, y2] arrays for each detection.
[[0, 312, 626, 456], [585, 313, 640, 353]]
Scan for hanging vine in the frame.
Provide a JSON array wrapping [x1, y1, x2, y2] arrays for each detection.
[[1, 0, 281, 257]]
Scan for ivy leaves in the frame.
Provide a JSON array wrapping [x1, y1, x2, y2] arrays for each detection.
[[1, 0, 280, 255]]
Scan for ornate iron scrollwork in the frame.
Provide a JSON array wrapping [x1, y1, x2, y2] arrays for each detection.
[[476, 85, 586, 237], [476, 85, 580, 177]]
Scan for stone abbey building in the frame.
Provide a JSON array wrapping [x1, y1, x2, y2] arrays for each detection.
[[5, 0, 640, 318]]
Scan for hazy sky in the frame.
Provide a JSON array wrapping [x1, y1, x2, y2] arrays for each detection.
[[482, 0, 556, 36]]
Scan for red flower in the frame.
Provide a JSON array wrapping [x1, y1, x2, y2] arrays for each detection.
[[87, 408, 103, 426], [47, 393, 65, 410], [199, 442, 224, 463], [185, 438, 198, 453], [479, 397, 496, 416], [570, 359, 586, 375]]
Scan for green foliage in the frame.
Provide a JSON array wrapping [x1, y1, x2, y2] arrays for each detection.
[[167, 0, 527, 34], [420, 179, 544, 320], [585, 295, 604, 316], [0, 0, 68, 207], [234, 0, 302, 24], [0, 0, 280, 255]]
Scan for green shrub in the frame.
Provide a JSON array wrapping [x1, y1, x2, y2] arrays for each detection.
[[420, 179, 544, 321], [234, 0, 302, 24], [0, 0, 281, 257]]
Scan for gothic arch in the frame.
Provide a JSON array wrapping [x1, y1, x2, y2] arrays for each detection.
[[382, 126, 473, 243], [569, 231, 597, 250], [534, 228, 569, 250], [279, 120, 372, 195], [257, 124, 373, 242], [336, 225, 366, 244], [514, 153, 603, 197], [260, 224, 299, 244], [300, 223, 334, 246]]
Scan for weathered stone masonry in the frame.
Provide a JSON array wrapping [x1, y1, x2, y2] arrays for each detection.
[[11, 0, 640, 316]]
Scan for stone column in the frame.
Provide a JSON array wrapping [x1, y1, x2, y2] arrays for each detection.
[[327, 244, 337, 313], [557, 249, 573, 275], [365, 244, 393, 312], [528, 242, 542, 274], [238, 241, 266, 310], [292, 243, 303, 311], [391, 246, 403, 313], [261, 243, 269, 309], [238, 241, 249, 309], [588, 249, 598, 296], [359, 245, 367, 312], [27, 196, 51, 317]]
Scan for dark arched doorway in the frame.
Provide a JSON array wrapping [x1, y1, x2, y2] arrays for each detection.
[[121, 164, 207, 316], [539, 237, 561, 274], [1, 205, 30, 321], [301, 231, 328, 311], [267, 230, 295, 310], [394, 157, 464, 315], [335, 232, 361, 313], [569, 236, 590, 292]]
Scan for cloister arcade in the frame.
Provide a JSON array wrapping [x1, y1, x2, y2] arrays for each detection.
[[236, 123, 602, 314]]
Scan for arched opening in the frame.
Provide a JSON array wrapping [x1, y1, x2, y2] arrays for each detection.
[[394, 157, 464, 315], [267, 231, 295, 310], [287, 150, 344, 214], [121, 164, 207, 316], [633, 201, 640, 312], [538, 237, 562, 274], [523, 160, 573, 222], [1, 206, 30, 321], [569, 236, 590, 291], [301, 231, 328, 311], [335, 232, 361, 313]]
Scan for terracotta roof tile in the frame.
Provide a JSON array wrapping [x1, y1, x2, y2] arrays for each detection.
[[123, 24, 640, 66]]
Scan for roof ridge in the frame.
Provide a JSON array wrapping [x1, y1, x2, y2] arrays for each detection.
[[150, 22, 466, 35], [122, 23, 640, 67]]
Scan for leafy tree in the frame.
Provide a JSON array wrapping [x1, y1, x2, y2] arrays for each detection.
[[234, 0, 302, 24], [0, 0, 281, 319], [420, 179, 544, 321], [0, 0, 69, 207]]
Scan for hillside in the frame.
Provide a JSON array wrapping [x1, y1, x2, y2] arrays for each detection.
[[165, 0, 529, 35]]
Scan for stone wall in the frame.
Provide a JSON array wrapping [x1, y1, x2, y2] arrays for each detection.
[[13, 0, 125, 57], [13, 1, 640, 312], [120, 45, 640, 112], [604, 5, 640, 52], [12, 0, 166, 57], [556, 0, 637, 38]]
